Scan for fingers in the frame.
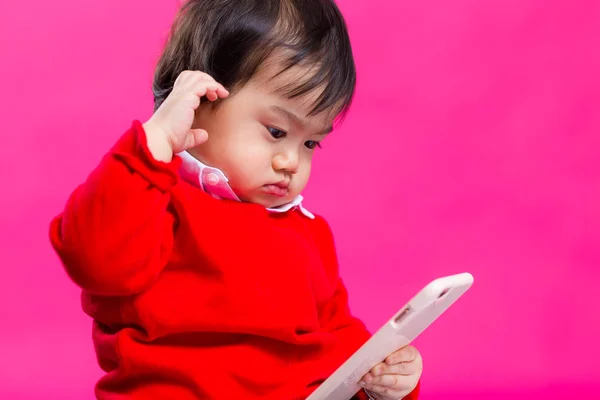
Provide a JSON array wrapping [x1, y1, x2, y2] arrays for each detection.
[[206, 90, 219, 102], [365, 373, 399, 387], [358, 346, 423, 398], [363, 384, 404, 400], [367, 359, 421, 378], [177, 70, 229, 100], [191, 80, 229, 99], [361, 366, 416, 388], [189, 79, 228, 100], [386, 345, 418, 365], [360, 372, 417, 400], [187, 128, 209, 148]]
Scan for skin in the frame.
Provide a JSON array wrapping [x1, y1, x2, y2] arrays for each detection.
[[142, 60, 423, 399], [187, 62, 333, 208], [360, 345, 423, 399]]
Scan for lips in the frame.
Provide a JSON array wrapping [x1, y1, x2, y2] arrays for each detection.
[[263, 180, 290, 197]]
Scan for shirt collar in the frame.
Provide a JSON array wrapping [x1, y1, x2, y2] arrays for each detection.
[[177, 151, 315, 219]]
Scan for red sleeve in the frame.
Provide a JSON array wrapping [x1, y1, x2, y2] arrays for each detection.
[[406, 381, 421, 399], [320, 276, 372, 348], [49, 121, 181, 296], [312, 216, 372, 357], [313, 216, 421, 400]]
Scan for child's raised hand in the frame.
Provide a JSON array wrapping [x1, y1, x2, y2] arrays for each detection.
[[359, 345, 422, 400], [143, 70, 229, 162]]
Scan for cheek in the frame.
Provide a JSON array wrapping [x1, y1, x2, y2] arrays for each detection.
[[294, 159, 312, 190], [223, 139, 272, 186]]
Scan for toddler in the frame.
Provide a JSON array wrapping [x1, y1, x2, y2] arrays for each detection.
[[50, 0, 422, 399]]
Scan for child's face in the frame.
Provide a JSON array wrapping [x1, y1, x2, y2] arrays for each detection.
[[189, 61, 335, 208]]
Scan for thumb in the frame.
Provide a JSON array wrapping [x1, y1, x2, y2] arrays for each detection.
[[188, 128, 209, 148]]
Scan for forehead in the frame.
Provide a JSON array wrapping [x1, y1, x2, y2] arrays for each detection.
[[245, 55, 342, 123]]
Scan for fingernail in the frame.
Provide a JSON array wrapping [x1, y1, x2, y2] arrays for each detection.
[[358, 381, 365, 387]]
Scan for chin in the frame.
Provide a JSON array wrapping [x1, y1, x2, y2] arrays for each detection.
[[257, 198, 284, 208], [267, 200, 289, 208], [256, 195, 294, 209], [238, 189, 296, 209]]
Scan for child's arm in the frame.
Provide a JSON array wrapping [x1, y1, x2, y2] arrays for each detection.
[[49, 71, 229, 296], [312, 216, 372, 361], [313, 216, 421, 400], [319, 275, 372, 348], [49, 122, 181, 296]]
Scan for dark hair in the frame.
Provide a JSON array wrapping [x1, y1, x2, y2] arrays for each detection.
[[152, 0, 356, 117]]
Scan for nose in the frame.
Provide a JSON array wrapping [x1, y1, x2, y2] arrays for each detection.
[[272, 150, 299, 174]]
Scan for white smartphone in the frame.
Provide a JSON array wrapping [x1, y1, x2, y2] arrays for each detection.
[[307, 273, 474, 400]]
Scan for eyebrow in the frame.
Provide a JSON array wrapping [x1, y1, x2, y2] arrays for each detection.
[[270, 105, 333, 135]]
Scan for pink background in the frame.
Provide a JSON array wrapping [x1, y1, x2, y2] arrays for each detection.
[[1, 0, 598, 399]]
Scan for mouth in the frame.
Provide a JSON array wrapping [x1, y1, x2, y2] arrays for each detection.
[[262, 180, 290, 197]]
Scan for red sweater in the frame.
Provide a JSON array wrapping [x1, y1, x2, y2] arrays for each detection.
[[50, 121, 419, 400]]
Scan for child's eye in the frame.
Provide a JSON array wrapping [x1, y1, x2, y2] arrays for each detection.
[[304, 140, 322, 150], [267, 127, 287, 139]]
